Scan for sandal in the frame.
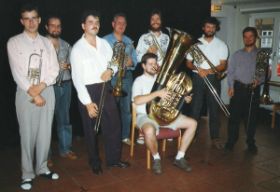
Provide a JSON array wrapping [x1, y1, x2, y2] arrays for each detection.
[[20, 179, 33, 190], [39, 171, 59, 180]]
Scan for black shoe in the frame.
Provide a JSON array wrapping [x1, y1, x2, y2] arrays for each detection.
[[152, 159, 162, 175], [20, 179, 33, 191], [39, 171, 59, 180], [247, 144, 258, 154], [107, 161, 130, 168], [92, 165, 103, 175], [173, 158, 192, 172], [224, 143, 234, 151]]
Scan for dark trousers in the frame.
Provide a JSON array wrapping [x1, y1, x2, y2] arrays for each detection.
[[190, 73, 221, 139], [78, 83, 122, 167], [226, 81, 260, 148]]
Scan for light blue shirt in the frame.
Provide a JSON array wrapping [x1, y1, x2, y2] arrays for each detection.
[[103, 33, 138, 71]]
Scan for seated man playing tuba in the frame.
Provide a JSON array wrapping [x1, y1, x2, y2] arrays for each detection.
[[132, 53, 197, 175]]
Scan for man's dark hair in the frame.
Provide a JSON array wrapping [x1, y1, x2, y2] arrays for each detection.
[[141, 53, 158, 64], [113, 12, 127, 21], [202, 17, 220, 31], [45, 15, 62, 26], [20, 3, 40, 17], [81, 10, 100, 24], [150, 9, 162, 20], [242, 26, 259, 38]]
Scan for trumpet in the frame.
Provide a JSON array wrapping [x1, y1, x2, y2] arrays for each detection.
[[56, 44, 70, 87], [27, 49, 43, 103], [28, 49, 43, 85], [189, 43, 226, 80]]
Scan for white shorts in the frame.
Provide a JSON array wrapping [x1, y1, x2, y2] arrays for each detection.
[[136, 114, 184, 135]]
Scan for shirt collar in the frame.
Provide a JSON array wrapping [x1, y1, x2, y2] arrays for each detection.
[[199, 35, 216, 44], [23, 31, 40, 42], [82, 34, 101, 49]]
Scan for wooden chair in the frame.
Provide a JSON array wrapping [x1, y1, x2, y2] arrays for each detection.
[[130, 103, 181, 169]]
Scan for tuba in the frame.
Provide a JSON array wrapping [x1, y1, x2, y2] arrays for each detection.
[[256, 48, 272, 104], [148, 28, 193, 126], [111, 41, 126, 97]]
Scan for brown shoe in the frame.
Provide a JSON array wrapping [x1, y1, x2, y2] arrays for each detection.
[[212, 139, 224, 150], [47, 159, 53, 167], [61, 151, 77, 160]]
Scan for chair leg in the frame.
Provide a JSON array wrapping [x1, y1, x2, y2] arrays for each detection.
[[162, 139, 166, 152], [147, 150, 151, 170], [130, 126, 135, 157], [177, 135, 182, 149]]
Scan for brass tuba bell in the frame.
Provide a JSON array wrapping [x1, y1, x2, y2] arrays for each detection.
[[148, 28, 193, 126]]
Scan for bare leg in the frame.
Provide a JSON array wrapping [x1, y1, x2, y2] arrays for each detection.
[[176, 115, 197, 153], [141, 123, 158, 155]]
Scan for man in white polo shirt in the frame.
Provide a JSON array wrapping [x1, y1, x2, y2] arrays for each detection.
[[186, 17, 228, 149]]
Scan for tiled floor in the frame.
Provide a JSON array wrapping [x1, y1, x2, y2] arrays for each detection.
[[1, 111, 280, 192]]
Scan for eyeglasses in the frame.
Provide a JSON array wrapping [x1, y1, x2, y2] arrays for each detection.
[[22, 16, 39, 22]]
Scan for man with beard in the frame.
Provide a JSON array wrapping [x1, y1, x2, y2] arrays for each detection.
[[7, 3, 59, 190], [70, 10, 129, 175], [225, 27, 263, 153], [132, 53, 197, 174], [135, 9, 169, 145], [136, 9, 169, 67], [186, 17, 228, 149], [104, 13, 137, 146], [45, 15, 77, 162]]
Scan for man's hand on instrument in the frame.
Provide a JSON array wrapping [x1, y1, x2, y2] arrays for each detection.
[[197, 67, 211, 78], [101, 69, 113, 81], [28, 82, 46, 97], [148, 45, 158, 54], [156, 88, 171, 100], [32, 95, 46, 107], [125, 57, 133, 67], [252, 79, 259, 88], [60, 63, 70, 70], [86, 102, 98, 118], [228, 88, 234, 97], [184, 94, 193, 103]]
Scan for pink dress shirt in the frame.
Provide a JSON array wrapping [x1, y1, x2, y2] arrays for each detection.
[[7, 31, 59, 91]]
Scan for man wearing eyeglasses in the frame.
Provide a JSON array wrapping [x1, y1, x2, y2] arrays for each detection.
[[7, 3, 59, 191]]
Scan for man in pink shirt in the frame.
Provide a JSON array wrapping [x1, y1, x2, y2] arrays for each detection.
[[7, 3, 59, 191]]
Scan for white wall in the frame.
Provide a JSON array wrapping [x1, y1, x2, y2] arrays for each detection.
[[211, 1, 280, 105]]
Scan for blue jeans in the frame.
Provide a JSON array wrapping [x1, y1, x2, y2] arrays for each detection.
[[53, 81, 72, 155], [111, 71, 133, 140]]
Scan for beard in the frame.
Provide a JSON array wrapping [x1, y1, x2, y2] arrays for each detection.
[[204, 31, 215, 38], [150, 23, 161, 32], [48, 32, 60, 38]]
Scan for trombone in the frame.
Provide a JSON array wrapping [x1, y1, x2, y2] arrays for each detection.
[[187, 47, 230, 117], [189, 43, 226, 80]]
